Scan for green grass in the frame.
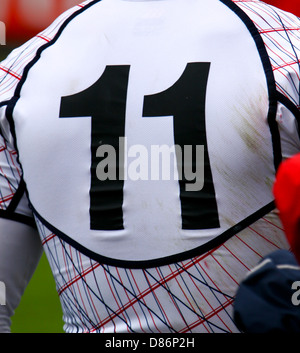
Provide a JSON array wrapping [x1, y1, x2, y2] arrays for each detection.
[[11, 253, 64, 333], [0, 44, 15, 60]]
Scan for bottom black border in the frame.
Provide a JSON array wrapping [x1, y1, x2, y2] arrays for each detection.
[[28, 201, 275, 269], [0, 209, 36, 229]]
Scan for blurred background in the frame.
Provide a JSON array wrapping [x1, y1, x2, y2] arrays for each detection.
[[0, 0, 80, 45], [0, 0, 299, 334], [0, 0, 299, 49]]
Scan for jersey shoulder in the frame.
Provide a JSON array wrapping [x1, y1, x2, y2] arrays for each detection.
[[0, 1, 96, 104], [232, 0, 300, 108]]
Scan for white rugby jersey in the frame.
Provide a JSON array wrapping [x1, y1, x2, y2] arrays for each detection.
[[0, 0, 299, 333]]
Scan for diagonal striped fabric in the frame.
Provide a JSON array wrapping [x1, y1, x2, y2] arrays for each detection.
[[36, 210, 288, 333], [234, 0, 300, 108]]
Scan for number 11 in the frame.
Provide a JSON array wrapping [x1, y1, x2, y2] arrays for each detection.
[[59, 62, 220, 231]]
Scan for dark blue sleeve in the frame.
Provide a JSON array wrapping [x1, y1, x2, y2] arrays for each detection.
[[233, 249, 300, 333]]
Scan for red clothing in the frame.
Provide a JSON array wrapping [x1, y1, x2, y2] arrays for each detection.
[[264, 0, 300, 16], [274, 154, 300, 264]]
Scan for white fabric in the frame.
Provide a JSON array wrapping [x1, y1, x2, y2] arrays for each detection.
[[0, 219, 42, 333]]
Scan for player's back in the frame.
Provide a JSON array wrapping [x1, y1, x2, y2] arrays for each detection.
[[8, 0, 283, 265], [0, 0, 299, 332]]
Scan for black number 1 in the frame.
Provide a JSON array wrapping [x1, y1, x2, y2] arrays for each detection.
[[59, 63, 220, 231]]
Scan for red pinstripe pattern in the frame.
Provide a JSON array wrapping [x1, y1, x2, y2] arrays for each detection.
[[58, 262, 101, 296], [234, 0, 300, 108], [36, 35, 51, 43], [0, 65, 21, 81], [35, 210, 289, 333], [0, 135, 22, 210]]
